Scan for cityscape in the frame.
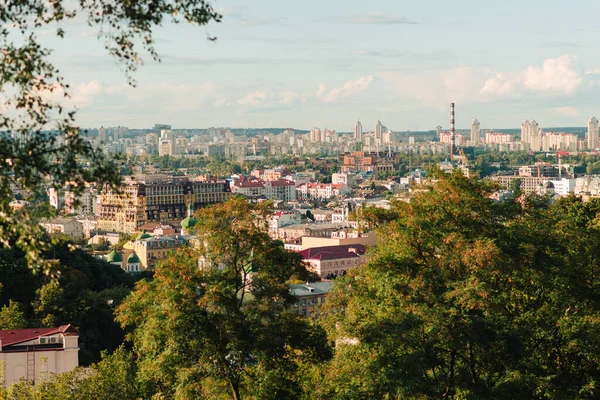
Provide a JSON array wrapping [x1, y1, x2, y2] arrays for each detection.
[[3, 0, 600, 399]]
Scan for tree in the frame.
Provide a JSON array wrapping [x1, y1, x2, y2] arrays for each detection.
[[117, 198, 329, 399], [0, 300, 27, 329], [319, 172, 600, 399], [0, 0, 221, 273]]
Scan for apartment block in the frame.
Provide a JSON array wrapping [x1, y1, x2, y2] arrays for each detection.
[[97, 175, 230, 233]]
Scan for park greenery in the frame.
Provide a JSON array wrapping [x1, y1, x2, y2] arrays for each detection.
[[1, 175, 600, 398]]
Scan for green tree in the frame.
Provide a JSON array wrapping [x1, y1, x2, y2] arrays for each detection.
[[0, 300, 27, 329], [0, 0, 221, 273], [319, 172, 600, 399], [117, 198, 329, 399]]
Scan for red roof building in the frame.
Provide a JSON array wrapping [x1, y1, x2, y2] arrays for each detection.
[[0, 324, 79, 386], [299, 244, 366, 278]]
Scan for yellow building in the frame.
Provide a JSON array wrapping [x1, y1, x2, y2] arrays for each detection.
[[97, 175, 231, 233]]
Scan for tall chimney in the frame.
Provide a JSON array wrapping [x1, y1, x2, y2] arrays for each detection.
[[450, 102, 455, 161]]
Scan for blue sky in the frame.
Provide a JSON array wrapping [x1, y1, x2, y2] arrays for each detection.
[[39, 0, 600, 131]]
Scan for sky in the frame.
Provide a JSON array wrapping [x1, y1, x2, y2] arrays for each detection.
[[34, 0, 600, 131]]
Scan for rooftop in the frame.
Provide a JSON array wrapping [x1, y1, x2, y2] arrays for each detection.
[[290, 281, 333, 297], [0, 324, 77, 347], [299, 244, 366, 261]]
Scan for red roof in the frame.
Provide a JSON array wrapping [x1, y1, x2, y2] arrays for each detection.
[[299, 244, 366, 261], [0, 325, 77, 347]]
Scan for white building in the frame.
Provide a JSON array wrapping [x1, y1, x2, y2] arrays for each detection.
[[588, 117, 599, 149], [231, 180, 297, 201], [546, 178, 576, 196], [470, 119, 481, 145], [39, 217, 84, 241], [296, 183, 351, 201], [354, 120, 363, 142], [269, 211, 302, 239], [0, 325, 79, 386], [332, 173, 357, 187]]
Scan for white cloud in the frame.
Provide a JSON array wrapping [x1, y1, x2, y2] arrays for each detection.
[[382, 55, 591, 108], [318, 76, 374, 103], [522, 55, 583, 94], [316, 82, 327, 97], [238, 91, 268, 106], [333, 13, 420, 25], [552, 106, 580, 117]]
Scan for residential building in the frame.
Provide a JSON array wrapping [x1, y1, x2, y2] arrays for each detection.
[[39, 217, 84, 240], [290, 281, 332, 318], [588, 117, 599, 149], [300, 230, 377, 250], [231, 179, 296, 201], [354, 120, 362, 142], [340, 151, 395, 174], [277, 223, 344, 241], [97, 175, 230, 233], [471, 119, 481, 145], [296, 183, 350, 201], [299, 244, 366, 278], [0, 325, 79, 386], [270, 211, 302, 239], [125, 234, 189, 269], [332, 172, 357, 187]]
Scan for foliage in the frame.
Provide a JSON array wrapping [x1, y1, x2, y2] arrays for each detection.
[[0, 241, 135, 365], [0, 300, 28, 330], [0, 0, 221, 273], [1, 346, 139, 400], [319, 171, 600, 399], [117, 198, 330, 399]]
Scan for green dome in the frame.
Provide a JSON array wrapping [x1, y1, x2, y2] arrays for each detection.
[[136, 229, 151, 240], [127, 252, 140, 264], [107, 249, 122, 263], [181, 215, 198, 230]]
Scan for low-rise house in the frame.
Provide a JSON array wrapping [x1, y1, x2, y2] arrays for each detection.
[[0, 324, 79, 386], [39, 217, 84, 241], [125, 234, 189, 269], [290, 281, 332, 318], [277, 223, 343, 241], [300, 230, 377, 250], [269, 211, 302, 239], [299, 244, 366, 278]]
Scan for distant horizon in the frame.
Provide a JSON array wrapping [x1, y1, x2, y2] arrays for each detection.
[[34, 0, 600, 129]]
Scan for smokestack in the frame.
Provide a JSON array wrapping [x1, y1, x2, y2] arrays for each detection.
[[450, 102, 455, 161]]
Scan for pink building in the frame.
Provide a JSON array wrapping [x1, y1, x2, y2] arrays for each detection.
[[299, 244, 366, 278]]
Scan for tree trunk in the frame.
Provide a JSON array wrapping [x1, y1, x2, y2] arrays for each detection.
[[230, 379, 241, 400]]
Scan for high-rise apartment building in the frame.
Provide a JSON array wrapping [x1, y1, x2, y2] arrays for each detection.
[[375, 120, 383, 140], [529, 120, 540, 151], [588, 117, 599, 149], [97, 175, 231, 233], [470, 119, 481, 145], [354, 120, 363, 141], [521, 120, 530, 145]]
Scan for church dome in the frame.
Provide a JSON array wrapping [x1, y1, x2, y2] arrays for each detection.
[[136, 229, 151, 240], [181, 215, 198, 230], [127, 252, 140, 264], [106, 249, 122, 263]]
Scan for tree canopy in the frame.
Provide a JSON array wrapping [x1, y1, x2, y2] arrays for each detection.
[[0, 0, 221, 272]]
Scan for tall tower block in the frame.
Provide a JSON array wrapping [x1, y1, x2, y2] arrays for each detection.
[[588, 117, 599, 149], [450, 103, 455, 161]]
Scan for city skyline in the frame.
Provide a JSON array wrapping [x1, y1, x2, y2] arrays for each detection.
[[40, 0, 600, 130]]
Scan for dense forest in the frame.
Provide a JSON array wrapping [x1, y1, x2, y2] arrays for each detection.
[[2, 173, 600, 399]]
